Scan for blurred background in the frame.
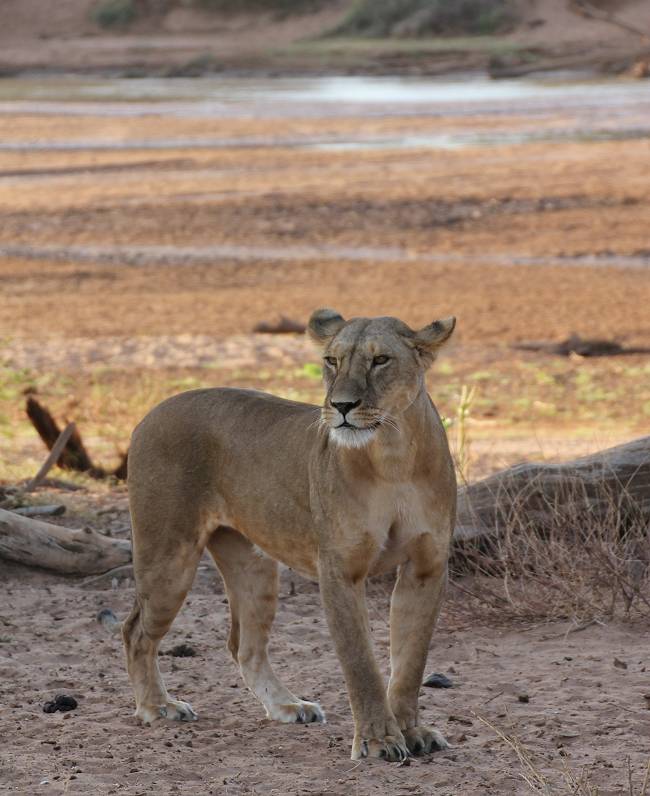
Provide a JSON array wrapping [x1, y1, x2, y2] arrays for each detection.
[[1, 0, 649, 480]]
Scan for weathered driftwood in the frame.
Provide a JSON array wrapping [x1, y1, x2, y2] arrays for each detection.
[[488, 47, 650, 79], [0, 508, 131, 575], [25, 423, 76, 492], [455, 436, 650, 542], [13, 504, 66, 518], [25, 397, 128, 481]]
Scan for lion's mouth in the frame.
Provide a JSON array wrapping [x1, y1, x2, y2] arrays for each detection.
[[335, 420, 381, 432]]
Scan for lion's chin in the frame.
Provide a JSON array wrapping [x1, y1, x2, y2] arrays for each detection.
[[329, 425, 378, 449]]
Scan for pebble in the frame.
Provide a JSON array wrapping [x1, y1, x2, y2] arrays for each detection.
[[423, 673, 453, 689]]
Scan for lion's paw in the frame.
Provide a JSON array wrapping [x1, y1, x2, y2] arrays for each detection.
[[135, 699, 198, 725], [404, 725, 449, 756], [352, 733, 409, 762], [267, 700, 325, 724]]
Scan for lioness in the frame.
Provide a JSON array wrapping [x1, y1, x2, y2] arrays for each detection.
[[123, 309, 456, 761]]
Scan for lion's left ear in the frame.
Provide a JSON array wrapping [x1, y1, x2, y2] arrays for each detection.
[[413, 316, 456, 364]]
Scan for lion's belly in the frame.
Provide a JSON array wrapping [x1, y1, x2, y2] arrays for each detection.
[[212, 493, 320, 579], [249, 531, 320, 580]]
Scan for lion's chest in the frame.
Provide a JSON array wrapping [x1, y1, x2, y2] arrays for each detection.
[[368, 482, 436, 575]]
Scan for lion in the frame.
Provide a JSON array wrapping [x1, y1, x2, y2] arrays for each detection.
[[122, 309, 457, 761]]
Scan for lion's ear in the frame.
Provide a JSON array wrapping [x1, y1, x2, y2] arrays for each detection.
[[308, 308, 346, 345], [413, 316, 456, 364]]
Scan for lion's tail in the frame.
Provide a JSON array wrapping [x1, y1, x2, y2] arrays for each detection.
[[96, 607, 122, 635]]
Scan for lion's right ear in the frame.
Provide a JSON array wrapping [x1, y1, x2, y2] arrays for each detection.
[[307, 308, 346, 346]]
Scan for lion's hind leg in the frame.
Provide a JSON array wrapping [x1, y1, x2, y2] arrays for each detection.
[[207, 526, 325, 724], [123, 526, 203, 725]]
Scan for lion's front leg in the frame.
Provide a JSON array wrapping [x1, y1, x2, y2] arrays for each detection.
[[387, 535, 451, 756], [318, 553, 408, 762]]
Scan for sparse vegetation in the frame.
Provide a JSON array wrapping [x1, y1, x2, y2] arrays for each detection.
[[91, 0, 137, 29], [196, 0, 324, 15], [453, 473, 650, 623], [331, 0, 517, 38], [454, 383, 476, 483], [475, 713, 650, 795]]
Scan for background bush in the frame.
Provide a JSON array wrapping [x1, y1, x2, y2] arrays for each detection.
[[91, 0, 137, 29], [196, 0, 324, 13], [333, 0, 517, 38]]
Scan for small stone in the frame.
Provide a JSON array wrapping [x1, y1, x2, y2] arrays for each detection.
[[423, 673, 453, 689], [614, 657, 628, 670], [518, 693, 530, 703]]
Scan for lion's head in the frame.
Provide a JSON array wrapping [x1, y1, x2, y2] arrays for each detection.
[[308, 309, 455, 448]]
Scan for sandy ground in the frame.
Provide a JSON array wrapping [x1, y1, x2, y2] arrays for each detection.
[[1, 531, 650, 796]]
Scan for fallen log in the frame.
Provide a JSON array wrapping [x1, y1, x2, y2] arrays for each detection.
[[455, 435, 650, 542], [0, 508, 131, 575], [13, 504, 66, 518], [25, 423, 76, 492], [512, 333, 650, 358], [488, 47, 650, 79]]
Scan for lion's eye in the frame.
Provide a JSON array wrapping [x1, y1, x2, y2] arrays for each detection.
[[324, 357, 337, 368], [372, 355, 390, 367]]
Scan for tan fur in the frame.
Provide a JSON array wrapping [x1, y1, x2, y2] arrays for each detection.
[[123, 310, 457, 761]]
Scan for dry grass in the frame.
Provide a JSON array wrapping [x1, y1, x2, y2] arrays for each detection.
[[452, 473, 650, 624], [474, 712, 650, 795]]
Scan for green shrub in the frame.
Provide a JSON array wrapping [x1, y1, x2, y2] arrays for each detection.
[[91, 0, 137, 29], [332, 0, 516, 38]]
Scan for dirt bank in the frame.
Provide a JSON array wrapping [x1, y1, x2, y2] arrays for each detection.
[[0, 0, 648, 76]]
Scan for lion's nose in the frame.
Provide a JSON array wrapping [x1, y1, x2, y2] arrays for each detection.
[[331, 400, 361, 417]]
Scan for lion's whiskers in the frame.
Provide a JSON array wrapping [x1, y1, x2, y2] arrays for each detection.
[[307, 413, 327, 431], [377, 412, 400, 434]]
